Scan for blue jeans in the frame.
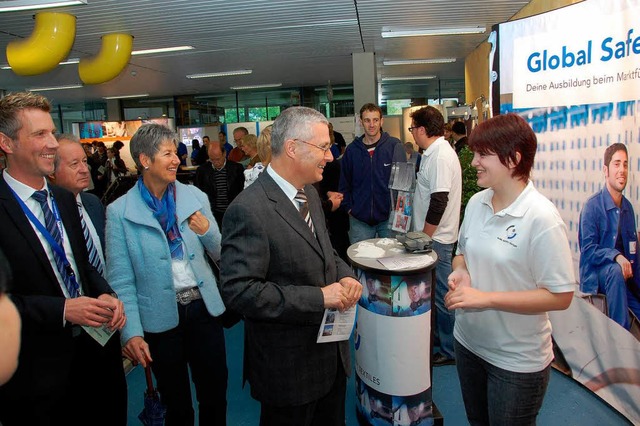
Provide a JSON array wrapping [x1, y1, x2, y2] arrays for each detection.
[[145, 299, 228, 426], [348, 216, 394, 244], [433, 240, 455, 359], [597, 262, 640, 329], [455, 340, 550, 426]]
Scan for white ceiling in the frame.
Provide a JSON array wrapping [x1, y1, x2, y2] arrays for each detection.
[[0, 0, 530, 105]]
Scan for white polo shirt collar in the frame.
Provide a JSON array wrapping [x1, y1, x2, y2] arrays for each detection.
[[479, 180, 534, 218]]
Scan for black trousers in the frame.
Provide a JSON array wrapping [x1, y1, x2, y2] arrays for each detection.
[[259, 364, 347, 426], [0, 329, 127, 426], [145, 299, 228, 426]]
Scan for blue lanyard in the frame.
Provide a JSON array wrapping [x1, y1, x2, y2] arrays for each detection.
[[9, 186, 79, 284]]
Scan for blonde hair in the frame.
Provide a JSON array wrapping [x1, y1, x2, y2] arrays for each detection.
[[257, 126, 272, 166], [242, 134, 258, 151]]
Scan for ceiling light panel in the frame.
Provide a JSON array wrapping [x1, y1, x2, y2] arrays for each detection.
[[230, 83, 283, 90], [28, 84, 83, 91], [186, 70, 252, 79], [383, 58, 456, 66], [132, 46, 195, 56], [381, 27, 486, 38], [0, 0, 86, 13], [103, 94, 150, 99], [381, 76, 436, 82]]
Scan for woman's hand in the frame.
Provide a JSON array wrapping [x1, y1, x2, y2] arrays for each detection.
[[447, 268, 471, 291], [445, 286, 488, 310], [122, 336, 152, 368], [188, 211, 210, 235], [445, 267, 479, 310]]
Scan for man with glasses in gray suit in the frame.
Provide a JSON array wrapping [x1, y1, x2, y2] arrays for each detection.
[[220, 106, 362, 426]]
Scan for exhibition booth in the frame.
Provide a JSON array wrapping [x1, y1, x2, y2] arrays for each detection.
[[493, 1, 640, 422]]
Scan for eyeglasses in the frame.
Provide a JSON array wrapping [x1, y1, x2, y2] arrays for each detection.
[[408, 126, 420, 132], [294, 139, 332, 153]]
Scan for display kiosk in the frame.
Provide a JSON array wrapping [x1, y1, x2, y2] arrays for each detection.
[[347, 238, 440, 426]]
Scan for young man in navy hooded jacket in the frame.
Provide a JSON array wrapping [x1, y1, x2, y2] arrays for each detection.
[[339, 103, 406, 243]]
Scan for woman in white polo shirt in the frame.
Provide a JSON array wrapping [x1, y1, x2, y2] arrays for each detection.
[[445, 113, 576, 426]]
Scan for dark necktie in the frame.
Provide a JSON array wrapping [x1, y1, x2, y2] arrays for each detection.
[[78, 202, 104, 276], [294, 189, 315, 234], [31, 190, 80, 297]]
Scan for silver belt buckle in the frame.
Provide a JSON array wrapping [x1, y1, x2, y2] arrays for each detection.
[[176, 287, 200, 305]]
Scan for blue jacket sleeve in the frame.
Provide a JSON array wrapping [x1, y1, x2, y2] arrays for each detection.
[[579, 200, 621, 266]]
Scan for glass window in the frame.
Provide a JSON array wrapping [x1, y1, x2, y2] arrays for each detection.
[[50, 101, 106, 134], [387, 99, 412, 116]]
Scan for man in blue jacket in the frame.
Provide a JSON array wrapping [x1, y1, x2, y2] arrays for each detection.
[[579, 143, 640, 329], [339, 103, 405, 243]]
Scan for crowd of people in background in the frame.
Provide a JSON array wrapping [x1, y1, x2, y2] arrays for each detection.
[[1, 90, 638, 426]]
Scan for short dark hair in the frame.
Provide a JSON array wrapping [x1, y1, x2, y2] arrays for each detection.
[[604, 143, 627, 168], [452, 121, 466, 136], [359, 103, 382, 119], [410, 106, 444, 138], [468, 113, 536, 182]]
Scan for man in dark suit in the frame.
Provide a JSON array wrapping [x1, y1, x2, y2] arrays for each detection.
[[50, 134, 107, 273], [0, 92, 127, 425], [220, 106, 362, 426], [90, 141, 108, 198], [194, 134, 211, 166], [194, 140, 244, 228]]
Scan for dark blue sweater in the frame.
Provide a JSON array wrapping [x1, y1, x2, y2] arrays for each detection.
[[338, 132, 405, 225]]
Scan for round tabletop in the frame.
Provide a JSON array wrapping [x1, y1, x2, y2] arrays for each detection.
[[347, 237, 437, 275]]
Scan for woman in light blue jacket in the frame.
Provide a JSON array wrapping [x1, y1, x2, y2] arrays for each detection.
[[106, 124, 227, 425]]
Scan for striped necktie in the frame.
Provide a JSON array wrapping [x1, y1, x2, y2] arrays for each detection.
[[31, 190, 80, 297], [78, 202, 104, 276], [294, 189, 314, 234]]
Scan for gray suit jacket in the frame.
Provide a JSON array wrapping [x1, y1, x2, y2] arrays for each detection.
[[220, 170, 354, 407]]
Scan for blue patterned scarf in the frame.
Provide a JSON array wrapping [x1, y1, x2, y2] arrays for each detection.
[[137, 177, 184, 259]]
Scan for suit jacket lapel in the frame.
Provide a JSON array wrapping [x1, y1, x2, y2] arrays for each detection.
[[305, 184, 334, 267], [52, 186, 84, 257], [0, 177, 60, 285], [80, 192, 106, 247], [258, 173, 323, 257]]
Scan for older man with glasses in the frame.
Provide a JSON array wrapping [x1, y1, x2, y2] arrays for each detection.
[[220, 106, 362, 426]]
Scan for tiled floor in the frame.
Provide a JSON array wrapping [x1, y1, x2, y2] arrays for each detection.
[[126, 322, 632, 425]]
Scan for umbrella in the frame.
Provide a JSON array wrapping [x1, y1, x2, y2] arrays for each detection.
[[138, 365, 166, 425]]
